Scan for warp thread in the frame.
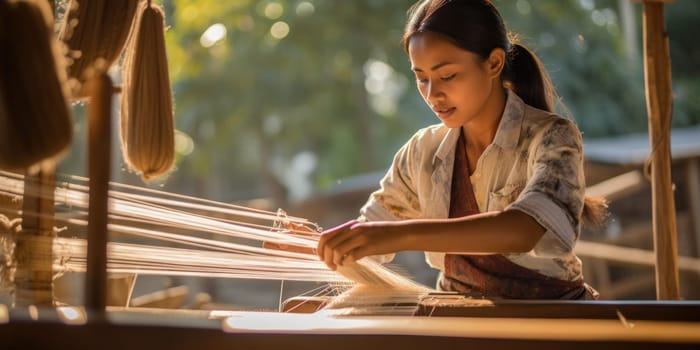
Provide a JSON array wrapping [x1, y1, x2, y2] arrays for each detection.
[[1, 171, 435, 310]]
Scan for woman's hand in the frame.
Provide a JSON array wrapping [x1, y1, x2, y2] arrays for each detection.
[[316, 220, 405, 270]]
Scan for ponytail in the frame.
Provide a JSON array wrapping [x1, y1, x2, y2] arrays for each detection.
[[507, 44, 609, 228], [504, 43, 557, 113], [582, 196, 609, 229]]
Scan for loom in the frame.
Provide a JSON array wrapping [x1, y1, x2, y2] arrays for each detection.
[[2, 0, 699, 349]]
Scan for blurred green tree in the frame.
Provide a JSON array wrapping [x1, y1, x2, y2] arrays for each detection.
[[57, 0, 699, 206], [162, 0, 425, 205]]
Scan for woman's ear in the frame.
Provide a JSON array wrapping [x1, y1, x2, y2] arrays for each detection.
[[486, 48, 506, 79]]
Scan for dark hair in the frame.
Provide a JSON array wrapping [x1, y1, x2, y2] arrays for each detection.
[[403, 0, 608, 227], [402, 0, 558, 113]]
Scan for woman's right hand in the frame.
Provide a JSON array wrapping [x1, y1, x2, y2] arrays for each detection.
[[317, 219, 408, 270]]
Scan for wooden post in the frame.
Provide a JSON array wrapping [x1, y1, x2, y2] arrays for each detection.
[[686, 158, 700, 258], [85, 69, 113, 315], [641, 0, 680, 299], [14, 163, 56, 306]]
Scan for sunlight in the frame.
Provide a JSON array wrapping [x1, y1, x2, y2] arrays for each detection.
[[174, 130, 194, 156], [264, 2, 284, 20], [57, 306, 87, 325], [0, 304, 7, 324], [296, 2, 315, 17], [200, 23, 227, 48], [270, 21, 290, 40], [221, 312, 380, 332]]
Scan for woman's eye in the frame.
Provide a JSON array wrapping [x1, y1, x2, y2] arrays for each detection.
[[416, 78, 428, 84], [440, 73, 456, 81]]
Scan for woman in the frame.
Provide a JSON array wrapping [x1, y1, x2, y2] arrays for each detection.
[[317, 0, 602, 299]]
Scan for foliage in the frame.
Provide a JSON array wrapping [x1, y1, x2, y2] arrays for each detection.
[[57, 0, 700, 205]]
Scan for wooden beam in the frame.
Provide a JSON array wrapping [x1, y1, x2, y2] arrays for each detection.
[[3, 315, 700, 350], [641, 0, 680, 299], [14, 163, 56, 306], [85, 70, 113, 315], [606, 274, 656, 298], [585, 170, 645, 201], [130, 286, 189, 309], [575, 240, 700, 274]]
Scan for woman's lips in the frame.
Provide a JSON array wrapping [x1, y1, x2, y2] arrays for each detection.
[[433, 107, 456, 120]]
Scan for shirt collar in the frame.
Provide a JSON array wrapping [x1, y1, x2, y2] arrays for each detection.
[[433, 89, 526, 164]]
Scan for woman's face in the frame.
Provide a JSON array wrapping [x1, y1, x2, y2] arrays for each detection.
[[408, 31, 499, 128]]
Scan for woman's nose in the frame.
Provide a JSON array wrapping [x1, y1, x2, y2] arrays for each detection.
[[425, 81, 443, 105]]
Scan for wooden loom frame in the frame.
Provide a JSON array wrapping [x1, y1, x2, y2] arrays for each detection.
[[3, 1, 699, 349]]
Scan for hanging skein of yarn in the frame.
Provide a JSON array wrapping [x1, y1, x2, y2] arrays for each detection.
[[0, 0, 73, 172], [59, 0, 139, 99], [120, 1, 175, 182]]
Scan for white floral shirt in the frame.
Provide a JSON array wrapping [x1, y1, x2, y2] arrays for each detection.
[[359, 89, 585, 281]]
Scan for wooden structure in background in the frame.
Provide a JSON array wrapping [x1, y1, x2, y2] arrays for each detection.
[[641, 0, 680, 300], [581, 125, 700, 298]]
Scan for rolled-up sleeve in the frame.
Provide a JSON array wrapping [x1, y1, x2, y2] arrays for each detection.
[[358, 135, 424, 263], [507, 118, 585, 254], [360, 136, 422, 222]]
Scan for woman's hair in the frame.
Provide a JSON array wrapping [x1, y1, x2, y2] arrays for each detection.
[[402, 0, 608, 227], [402, 0, 558, 113]]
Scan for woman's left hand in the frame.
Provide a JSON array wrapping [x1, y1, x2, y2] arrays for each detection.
[[316, 220, 402, 270]]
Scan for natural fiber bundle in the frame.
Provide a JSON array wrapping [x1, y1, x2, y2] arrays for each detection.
[[0, 0, 73, 172], [58, 0, 139, 98], [325, 259, 433, 314], [583, 196, 609, 228], [336, 258, 431, 291], [120, 1, 175, 182]]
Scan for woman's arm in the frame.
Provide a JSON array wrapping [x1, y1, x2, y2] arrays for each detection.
[[317, 209, 544, 270]]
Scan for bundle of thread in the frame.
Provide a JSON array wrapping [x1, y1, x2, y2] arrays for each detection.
[[325, 258, 433, 314], [59, 0, 139, 98], [0, 0, 73, 172], [120, 1, 175, 182]]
